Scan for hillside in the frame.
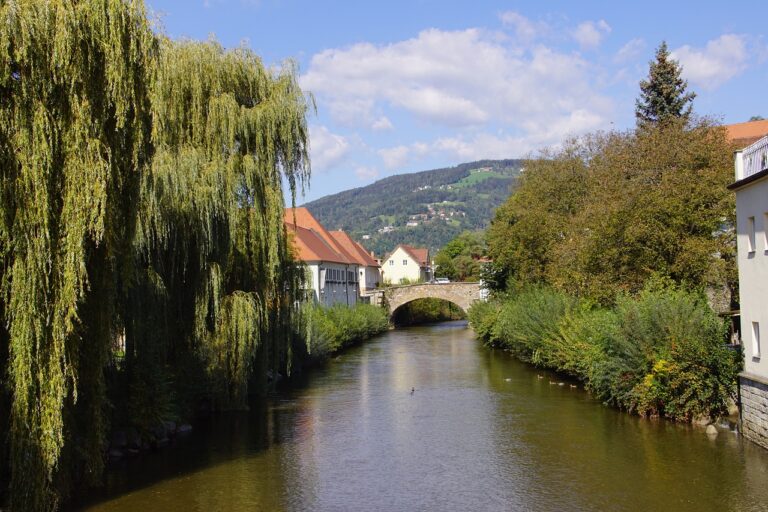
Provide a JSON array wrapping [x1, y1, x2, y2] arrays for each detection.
[[303, 159, 523, 256]]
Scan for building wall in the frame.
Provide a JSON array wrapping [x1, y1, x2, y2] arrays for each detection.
[[735, 171, 768, 447], [741, 374, 768, 450], [358, 265, 380, 293], [305, 262, 359, 307], [736, 179, 768, 379], [382, 247, 427, 284]]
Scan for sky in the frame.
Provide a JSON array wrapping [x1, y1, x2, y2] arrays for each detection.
[[146, 0, 768, 202]]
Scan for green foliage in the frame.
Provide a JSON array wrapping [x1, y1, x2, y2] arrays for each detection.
[[305, 160, 523, 255], [0, 2, 310, 509], [433, 231, 485, 281], [636, 42, 696, 127], [487, 121, 735, 304], [305, 304, 389, 357], [392, 298, 466, 325], [469, 284, 739, 422]]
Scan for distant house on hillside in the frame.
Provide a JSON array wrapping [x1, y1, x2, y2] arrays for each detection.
[[329, 230, 381, 295], [284, 207, 359, 306], [730, 133, 768, 450], [382, 244, 430, 284]]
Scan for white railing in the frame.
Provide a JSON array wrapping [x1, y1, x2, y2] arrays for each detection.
[[743, 136, 768, 179]]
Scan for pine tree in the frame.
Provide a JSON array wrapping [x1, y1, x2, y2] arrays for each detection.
[[635, 42, 696, 126]]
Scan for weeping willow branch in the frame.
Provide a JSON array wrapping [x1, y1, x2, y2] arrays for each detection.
[[0, 2, 310, 510]]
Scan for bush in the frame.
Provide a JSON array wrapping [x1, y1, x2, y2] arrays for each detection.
[[468, 283, 739, 422], [305, 303, 389, 357]]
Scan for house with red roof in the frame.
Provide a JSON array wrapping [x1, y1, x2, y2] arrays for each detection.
[[284, 207, 361, 306], [329, 230, 381, 294], [381, 244, 431, 285]]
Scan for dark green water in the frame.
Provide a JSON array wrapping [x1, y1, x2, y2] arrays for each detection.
[[78, 321, 768, 511]]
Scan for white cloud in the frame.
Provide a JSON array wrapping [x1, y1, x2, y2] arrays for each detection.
[[309, 125, 350, 172], [572, 20, 611, 50], [615, 38, 645, 63], [354, 166, 379, 180], [499, 11, 548, 42], [371, 116, 394, 131], [378, 146, 410, 170], [301, 28, 612, 136], [671, 34, 749, 90]]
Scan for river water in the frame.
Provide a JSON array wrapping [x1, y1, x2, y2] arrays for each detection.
[[79, 321, 768, 511]]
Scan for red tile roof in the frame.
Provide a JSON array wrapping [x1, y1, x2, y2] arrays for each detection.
[[285, 207, 357, 264], [329, 230, 380, 267], [287, 225, 348, 264], [726, 120, 768, 149], [392, 244, 429, 267]]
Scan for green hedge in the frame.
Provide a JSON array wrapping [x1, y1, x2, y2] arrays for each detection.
[[305, 303, 389, 357], [469, 284, 740, 422]]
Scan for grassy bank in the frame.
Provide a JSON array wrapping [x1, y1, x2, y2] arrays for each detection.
[[304, 303, 390, 358], [469, 284, 739, 422]]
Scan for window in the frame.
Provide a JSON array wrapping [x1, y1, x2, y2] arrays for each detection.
[[753, 321, 761, 359], [389, 260, 394, 266], [748, 216, 756, 253], [403, 259, 408, 265], [764, 213, 768, 251]]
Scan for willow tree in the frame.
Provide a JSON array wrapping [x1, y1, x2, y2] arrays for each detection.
[[0, 1, 156, 509], [1, 2, 311, 510], [128, 38, 310, 415]]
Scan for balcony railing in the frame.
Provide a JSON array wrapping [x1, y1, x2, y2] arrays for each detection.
[[743, 136, 768, 179]]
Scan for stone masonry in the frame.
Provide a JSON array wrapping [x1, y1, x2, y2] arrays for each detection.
[[740, 373, 768, 449], [382, 282, 481, 317]]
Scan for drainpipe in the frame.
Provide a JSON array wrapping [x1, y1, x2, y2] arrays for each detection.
[[345, 264, 350, 306]]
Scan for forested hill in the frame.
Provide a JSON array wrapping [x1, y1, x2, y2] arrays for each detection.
[[303, 159, 523, 255]]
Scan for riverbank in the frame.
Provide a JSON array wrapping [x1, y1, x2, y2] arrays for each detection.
[[468, 284, 740, 423], [98, 303, 389, 483], [303, 303, 390, 359]]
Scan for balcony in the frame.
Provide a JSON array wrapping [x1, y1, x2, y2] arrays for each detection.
[[737, 135, 768, 180]]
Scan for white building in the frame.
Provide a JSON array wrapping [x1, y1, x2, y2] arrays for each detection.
[[731, 132, 768, 449], [329, 230, 381, 294], [284, 208, 360, 307], [382, 244, 430, 284]]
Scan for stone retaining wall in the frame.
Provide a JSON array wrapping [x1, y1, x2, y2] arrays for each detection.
[[740, 373, 768, 449]]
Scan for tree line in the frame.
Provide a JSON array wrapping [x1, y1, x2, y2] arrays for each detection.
[[0, 2, 310, 510], [469, 42, 741, 423]]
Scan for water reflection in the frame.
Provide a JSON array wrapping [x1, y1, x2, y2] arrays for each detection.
[[77, 321, 768, 512]]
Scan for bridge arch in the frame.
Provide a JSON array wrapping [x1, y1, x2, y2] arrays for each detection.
[[379, 282, 482, 319]]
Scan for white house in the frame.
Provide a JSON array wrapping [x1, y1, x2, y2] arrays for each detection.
[[382, 244, 430, 284], [284, 207, 359, 307], [731, 131, 768, 449]]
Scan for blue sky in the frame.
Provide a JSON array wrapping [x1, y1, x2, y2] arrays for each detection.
[[146, 0, 768, 202]]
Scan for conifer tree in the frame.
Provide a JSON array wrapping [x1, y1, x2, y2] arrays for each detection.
[[635, 42, 696, 126]]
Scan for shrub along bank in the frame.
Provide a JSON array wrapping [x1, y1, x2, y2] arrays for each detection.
[[303, 303, 390, 358], [469, 284, 739, 422]]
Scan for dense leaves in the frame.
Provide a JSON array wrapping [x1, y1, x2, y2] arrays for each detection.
[[304, 304, 389, 357], [487, 120, 735, 304], [433, 231, 486, 281], [469, 285, 739, 422], [0, 2, 309, 510]]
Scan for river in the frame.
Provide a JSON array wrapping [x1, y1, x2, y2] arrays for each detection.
[[78, 321, 768, 511]]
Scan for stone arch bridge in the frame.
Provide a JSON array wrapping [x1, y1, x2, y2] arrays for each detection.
[[371, 282, 483, 317]]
